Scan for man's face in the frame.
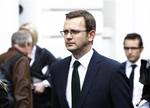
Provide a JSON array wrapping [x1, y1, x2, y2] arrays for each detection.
[[63, 17, 95, 55], [124, 39, 143, 63], [14, 42, 33, 57]]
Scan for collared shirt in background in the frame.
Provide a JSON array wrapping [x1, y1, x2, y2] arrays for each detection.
[[126, 59, 144, 108]]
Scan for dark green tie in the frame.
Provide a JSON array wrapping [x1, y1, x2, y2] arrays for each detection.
[[72, 61, 80, 108]]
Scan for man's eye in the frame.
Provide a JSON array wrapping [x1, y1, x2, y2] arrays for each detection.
[[70, 30, 80, 34], [64, 30, 69, 35]]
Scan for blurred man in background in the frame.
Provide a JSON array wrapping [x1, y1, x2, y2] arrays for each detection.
[[122, 33, 144, 108], [0, 30, 33, 108]]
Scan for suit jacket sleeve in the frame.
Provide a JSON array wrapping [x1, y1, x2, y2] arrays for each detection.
[[110, 68, 133, 108]]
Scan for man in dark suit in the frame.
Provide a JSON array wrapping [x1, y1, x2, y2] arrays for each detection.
[[19, 23, 57, 108], [50, 10, 133, 108], [122, 33, 145, 108]]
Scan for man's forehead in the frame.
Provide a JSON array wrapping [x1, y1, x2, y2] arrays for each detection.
[[64, 17, 85, 28], [124, 39, 139, 46]]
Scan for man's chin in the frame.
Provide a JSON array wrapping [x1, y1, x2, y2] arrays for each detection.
[[129, 59, 137, 63], [67, 48, 74, 52], [67, 46, 76, 51]]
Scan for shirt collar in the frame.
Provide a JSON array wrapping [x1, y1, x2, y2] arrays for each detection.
[[126, 58, 141, 68], [70, 49, 94, 68], [31, 45, 36, 59]]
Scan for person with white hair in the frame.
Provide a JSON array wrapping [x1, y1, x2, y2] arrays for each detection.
[[0, 30, 33, 108]]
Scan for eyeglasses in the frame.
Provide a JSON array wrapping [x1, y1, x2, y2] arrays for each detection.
[[124, 47, 140, 50], [60, 29, 87, 36]]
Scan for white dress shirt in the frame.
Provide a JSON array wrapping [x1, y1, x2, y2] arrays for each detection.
[[66, 49, 94, 108], [138, 100, 149, 108], [125, 59, 144, 108], [30, 45, 36, 66]]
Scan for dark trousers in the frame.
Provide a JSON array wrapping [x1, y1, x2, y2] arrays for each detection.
[[33, 87, 51, 108], [142, 85, 150, 101]]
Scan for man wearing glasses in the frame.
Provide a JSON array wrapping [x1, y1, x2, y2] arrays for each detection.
[[50, 10, 133, 108], [122, 33, 146, 108]]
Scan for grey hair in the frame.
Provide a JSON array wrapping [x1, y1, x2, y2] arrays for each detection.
[[11, 30, 32, 47]]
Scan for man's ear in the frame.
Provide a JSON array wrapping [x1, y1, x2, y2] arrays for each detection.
[[14, 44, 23, 51], [88, 30, 96, 42], [13, 44, 20, 48], [140, 47, 144, 53], [13, 44, 27, 55]]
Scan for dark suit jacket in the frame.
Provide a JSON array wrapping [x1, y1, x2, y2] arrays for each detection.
[[31, 45, 57, 108], [31, 45, 57, 80], [121, 62, 134, 95], [121, 62, 128, 80], [50, 50, 133, 108]]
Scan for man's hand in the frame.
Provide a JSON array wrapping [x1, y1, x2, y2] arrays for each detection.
[[33, 82, 45, 94]]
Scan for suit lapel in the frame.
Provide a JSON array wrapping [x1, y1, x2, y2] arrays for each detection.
[[121, 62, 127, 75], [78, 51, 101, 108], [62, 58, 71, 96], [57, 57, 71, 108]]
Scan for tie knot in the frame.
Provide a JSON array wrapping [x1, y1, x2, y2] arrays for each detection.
[[131, 64, 137, 70], [73, 61, 80, 68]]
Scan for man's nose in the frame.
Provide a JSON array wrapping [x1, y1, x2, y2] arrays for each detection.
[[65, 32, 73, 38]]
